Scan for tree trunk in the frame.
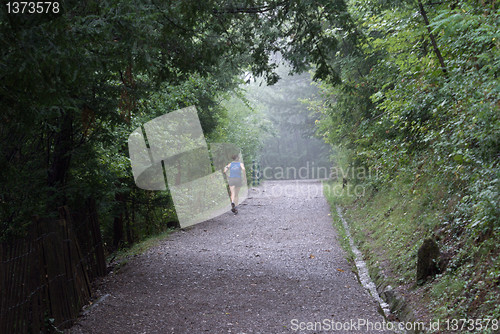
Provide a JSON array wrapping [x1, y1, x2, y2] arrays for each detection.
[[125, 198, 133, 245], [113, 62, 134, 248], [47, 111, 73, 206], [113, 189, 126, 249], [417, 0, 447, 74]]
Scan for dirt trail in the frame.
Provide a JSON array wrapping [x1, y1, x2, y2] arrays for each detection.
[[68, 180, 390, 333]]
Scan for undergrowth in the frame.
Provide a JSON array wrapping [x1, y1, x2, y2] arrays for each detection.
[[108, 228, 175, 271], [323, 169, 499, 333]]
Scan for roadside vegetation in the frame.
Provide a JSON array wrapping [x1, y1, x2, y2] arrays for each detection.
[[316, 0, 499, 330]]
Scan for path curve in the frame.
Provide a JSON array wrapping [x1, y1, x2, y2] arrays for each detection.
[[68, 180, 390, 334]]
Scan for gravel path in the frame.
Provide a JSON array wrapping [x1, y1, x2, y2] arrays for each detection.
[[68, 180, 391, 334]]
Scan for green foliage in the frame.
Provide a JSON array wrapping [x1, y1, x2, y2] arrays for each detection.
[[211, 91, 273, 165], [311, 0, 499, 321], [311, 0, 499, 231]]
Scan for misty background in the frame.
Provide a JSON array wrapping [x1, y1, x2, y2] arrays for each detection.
[[244, 66, 333, 180]]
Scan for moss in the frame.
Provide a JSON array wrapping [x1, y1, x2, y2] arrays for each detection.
[[109, 228, 174, 266]]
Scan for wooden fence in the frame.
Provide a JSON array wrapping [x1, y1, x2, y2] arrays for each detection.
[[0, 199, 106, 333]]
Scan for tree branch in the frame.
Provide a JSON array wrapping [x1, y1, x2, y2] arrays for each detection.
[[213, 1, 289, 15]]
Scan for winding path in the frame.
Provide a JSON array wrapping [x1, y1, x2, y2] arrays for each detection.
[[68, 180, 390, 333]]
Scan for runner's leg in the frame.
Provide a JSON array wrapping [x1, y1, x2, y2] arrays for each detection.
[[229, 185, 236, 212], [229, 185, 235, 203], [234, 186, 240, 206]]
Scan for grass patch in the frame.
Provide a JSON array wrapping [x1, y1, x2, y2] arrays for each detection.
[[108, 228, 175, 270]]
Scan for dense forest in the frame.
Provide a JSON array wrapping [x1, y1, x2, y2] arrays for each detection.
[[1, 0, 498, 330]]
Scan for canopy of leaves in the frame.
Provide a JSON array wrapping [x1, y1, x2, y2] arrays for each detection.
[[0, 0, 356, 239]]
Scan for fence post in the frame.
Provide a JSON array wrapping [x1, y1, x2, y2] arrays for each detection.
[[86, 198, 106, 277], [252, 160, 256, 186], [59, 206, 92, 301], [257, 161, 261, 185], [28, 220, 44, 333]]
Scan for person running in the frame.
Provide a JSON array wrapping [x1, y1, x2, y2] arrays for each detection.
[[224, 154, 245, 214]]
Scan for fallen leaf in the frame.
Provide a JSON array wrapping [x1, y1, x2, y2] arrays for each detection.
[[337, 268, 344, 272], [309, 254, 315, 259]]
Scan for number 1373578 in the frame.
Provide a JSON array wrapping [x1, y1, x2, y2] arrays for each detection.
[[6, 2, 60, 14]]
